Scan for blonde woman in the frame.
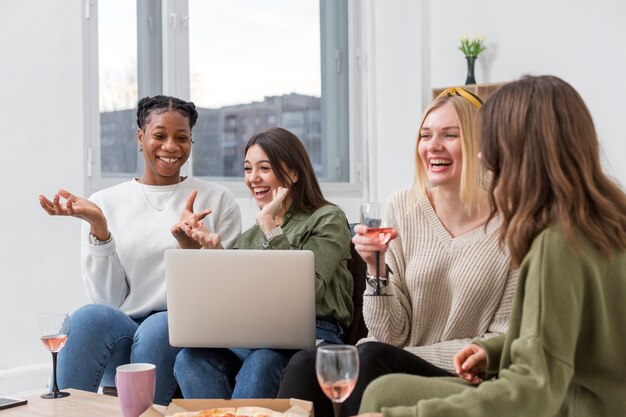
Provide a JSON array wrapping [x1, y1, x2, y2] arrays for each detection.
[[278, 88, 518, 417]]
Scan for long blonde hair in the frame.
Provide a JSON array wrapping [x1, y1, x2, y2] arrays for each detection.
[[413, 94, 485, 214], [480, 75, 626, 266]]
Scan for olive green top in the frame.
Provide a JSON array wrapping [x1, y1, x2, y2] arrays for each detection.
[[363, 225, 626, 416], [235, 204, 353, 328]]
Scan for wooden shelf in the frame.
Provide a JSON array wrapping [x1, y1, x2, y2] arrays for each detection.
[[431, 82, 505, 102]]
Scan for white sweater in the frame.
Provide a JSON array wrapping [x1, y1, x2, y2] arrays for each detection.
[[81, 177, 242, 318], [361, 189, 518, 373]]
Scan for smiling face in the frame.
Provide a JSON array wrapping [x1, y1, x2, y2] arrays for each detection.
[[417, 102, 463, 190], [244, 144, 294, 209], [137, 110, 192, 185]]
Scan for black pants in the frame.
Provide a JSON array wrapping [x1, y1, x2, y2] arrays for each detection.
[[276, 341, 453, 417]]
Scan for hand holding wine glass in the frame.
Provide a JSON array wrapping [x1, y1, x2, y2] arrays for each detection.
[[39, 313, 70, 399], [359, 203, 396, 296], [316, 345, 359, 417]]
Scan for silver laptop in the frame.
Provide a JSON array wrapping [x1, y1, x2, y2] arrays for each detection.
[[165, 249, 316, 349]]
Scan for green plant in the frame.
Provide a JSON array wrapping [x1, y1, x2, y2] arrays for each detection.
[[459, 34, 486, 58]]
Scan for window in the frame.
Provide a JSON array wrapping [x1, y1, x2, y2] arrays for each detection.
[[86, 0, 360, 195]]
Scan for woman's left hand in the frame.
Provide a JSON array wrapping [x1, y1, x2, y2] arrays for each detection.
[[172, 190, 212, 249], [255, 187, 289, 233], [188, 220, 223, 249]]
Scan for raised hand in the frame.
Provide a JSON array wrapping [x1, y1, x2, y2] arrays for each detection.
[[255, 187, 289, 233], [352, 224, 398, 277], [453, 343, 487, 385], [39, 189, 109, 239], [187, 219, 223, 250], [171, 190, 212, 249]]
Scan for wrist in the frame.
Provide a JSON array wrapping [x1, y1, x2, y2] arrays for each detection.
[[367, 263, 387, 277], [366, 274, 389, 288], [263, 225, 283, 242], [256, 215, 279, 234], [88, 232, 112, 246], [90, 222, 109, 241]]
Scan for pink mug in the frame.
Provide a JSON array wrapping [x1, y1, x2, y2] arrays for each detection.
[[115, 363, 156, 417]]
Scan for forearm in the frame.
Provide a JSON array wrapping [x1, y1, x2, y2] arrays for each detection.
[[81, 225, 128, 306]]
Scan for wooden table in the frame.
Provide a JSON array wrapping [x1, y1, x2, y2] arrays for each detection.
[[0, 389, 165, 417]]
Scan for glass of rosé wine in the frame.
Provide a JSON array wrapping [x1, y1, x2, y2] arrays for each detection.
[[360, 203, 394, 296], [316, 345, 359, 417], [39, 312, 70, 399]]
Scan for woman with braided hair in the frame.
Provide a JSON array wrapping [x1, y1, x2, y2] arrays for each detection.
[[38, 95, 242, 405]]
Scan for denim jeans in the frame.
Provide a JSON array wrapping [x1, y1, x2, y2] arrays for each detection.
[[56, 304, 180, 405], [174, 318, 344, 399]]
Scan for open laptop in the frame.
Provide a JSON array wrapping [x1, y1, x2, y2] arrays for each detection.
[[165, 249, 316, 349]]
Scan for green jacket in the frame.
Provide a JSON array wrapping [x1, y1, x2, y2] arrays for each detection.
[[235, 204, 353, 328]]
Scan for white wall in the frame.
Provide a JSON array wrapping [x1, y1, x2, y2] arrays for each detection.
[[0, 0, 88, 393], [369, 0, 626, 197], [428, 0, 626, 185], [2, 0, 625, 395]]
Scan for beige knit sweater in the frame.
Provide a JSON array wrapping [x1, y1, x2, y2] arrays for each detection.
[[361, 189, 518, 373]]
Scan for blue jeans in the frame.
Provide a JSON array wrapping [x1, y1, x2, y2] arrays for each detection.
[[56, 304, 180, 405], [174, 319, 344, 399]]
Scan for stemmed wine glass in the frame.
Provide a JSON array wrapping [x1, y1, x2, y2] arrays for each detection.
[[360, 203, 393, 296], [39, 313, 70, 399], [316, 345, 359, 417]]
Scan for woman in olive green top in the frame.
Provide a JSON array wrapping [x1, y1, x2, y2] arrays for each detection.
[[358, 76, 626, 416], [173, 127, 353, 400]]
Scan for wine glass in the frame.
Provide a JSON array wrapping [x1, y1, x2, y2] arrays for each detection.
[[316, 345, 359, 417], [360, 203, 393, 296], [39, 313, 70, 399]]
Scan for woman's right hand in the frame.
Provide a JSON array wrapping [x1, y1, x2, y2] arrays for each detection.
[[352, 224, 398, 276], [39, 189, 109, 239], [453, 343, 487, 385]]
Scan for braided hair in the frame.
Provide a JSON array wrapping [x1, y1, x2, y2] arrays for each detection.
[[136, 95, 198, 130]]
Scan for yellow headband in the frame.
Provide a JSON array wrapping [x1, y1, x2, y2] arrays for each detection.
[[436, 87, 483, 109]]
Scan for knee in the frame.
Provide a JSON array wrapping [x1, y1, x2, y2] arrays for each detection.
[[283, 348, 316, 376], [70, 304, 125, 334], [134, 312, 170, 345], [357, 341, 392, 366], [247, 349, 291, 369], [174, 348, 199, 376]]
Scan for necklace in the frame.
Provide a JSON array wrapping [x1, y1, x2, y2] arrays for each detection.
[[140, 176, 182, 212]]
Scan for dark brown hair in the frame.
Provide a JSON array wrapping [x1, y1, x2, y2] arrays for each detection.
[[480, 75, 626, 266], [244, 127, 331, 214]]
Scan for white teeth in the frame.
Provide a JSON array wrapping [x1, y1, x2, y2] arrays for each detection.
[[430, 159, 452, 165], [159, 157, 178, 163]]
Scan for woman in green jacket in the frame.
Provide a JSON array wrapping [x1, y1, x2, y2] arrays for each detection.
[[173, 127, 353, 400], [358, 75, 626, 416]]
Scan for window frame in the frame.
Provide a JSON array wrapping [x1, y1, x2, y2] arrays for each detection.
[[85, 0, 364, 198]]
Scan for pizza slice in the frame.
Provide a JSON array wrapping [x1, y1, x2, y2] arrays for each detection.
[[234, 406, 284, 417], [172, 407, 237, 417]]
